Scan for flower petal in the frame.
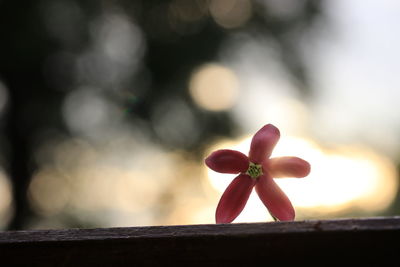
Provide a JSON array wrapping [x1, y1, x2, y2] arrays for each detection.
[[255, 174, 295, 221], [215, 174, 256, 224], [205, 149, 249, 174], [248, 124, 280, 164], [266, 157, 311, 178]]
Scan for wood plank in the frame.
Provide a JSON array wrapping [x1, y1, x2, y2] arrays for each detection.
[[1, 217, 399, 266]]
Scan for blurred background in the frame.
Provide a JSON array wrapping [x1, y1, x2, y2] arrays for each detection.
[[0, 0, 400, 230]]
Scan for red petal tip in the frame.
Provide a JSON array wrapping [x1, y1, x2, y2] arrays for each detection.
[[249, 124, 280, 164], [215, 174, 256, 224], [205, 149, 249, 174]]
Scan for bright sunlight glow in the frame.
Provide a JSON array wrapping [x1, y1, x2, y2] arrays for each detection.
[[205, 135, 398, 222]]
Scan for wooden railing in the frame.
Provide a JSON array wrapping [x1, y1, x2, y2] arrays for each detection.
[[1, 217, 399, 266]]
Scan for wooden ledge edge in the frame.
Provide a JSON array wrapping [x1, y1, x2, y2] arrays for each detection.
[[1, 216, 399, 244]]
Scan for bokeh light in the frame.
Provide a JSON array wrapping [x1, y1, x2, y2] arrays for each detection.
[[62, 87, 121, 140], [209, 0, 253, 29], [75, 11, 145, 88], [0, 170, 13, 228], [168, 0, 208, 35], [28, 167, 70, 216], [189, 63, 239, 111], [151, 97, 200, 147], [27, 133, 214, 227]]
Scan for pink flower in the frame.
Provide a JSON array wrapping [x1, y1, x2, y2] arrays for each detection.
[[205, 124, 310, 223]]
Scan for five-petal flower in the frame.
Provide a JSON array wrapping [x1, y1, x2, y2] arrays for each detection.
[[205, 124, 310, 223]]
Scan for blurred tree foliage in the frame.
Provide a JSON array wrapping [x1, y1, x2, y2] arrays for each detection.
[[0, 0, 322, 229]]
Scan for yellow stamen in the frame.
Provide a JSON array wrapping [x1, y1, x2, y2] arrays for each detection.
[[246, 162, 263, 179]]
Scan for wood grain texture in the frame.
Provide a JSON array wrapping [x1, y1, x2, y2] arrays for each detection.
[[1, 217, 399, 266]]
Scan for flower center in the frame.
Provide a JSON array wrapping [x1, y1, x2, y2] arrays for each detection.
[[245, 162, 263, 179]]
